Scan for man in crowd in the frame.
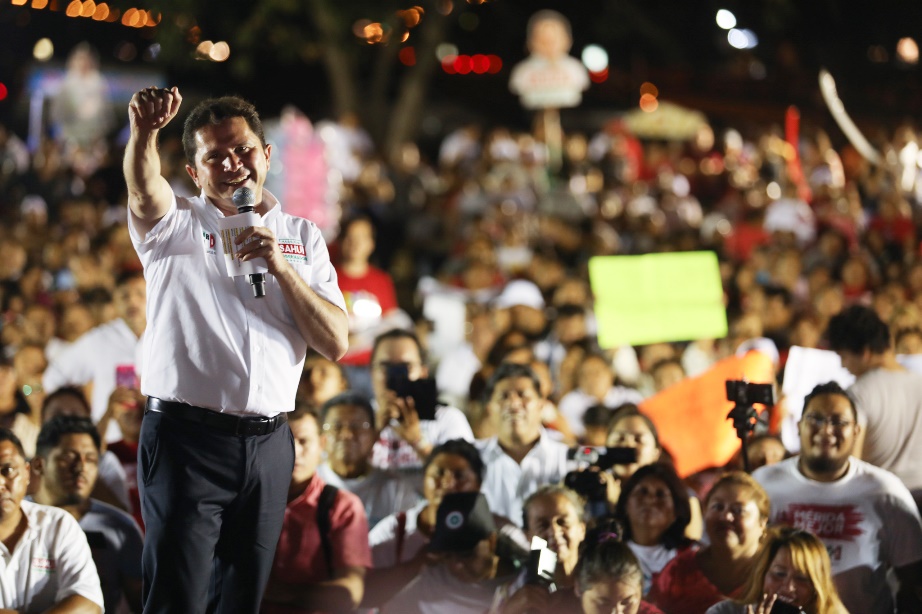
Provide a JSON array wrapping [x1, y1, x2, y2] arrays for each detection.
[[123, 86, 347, 612], [826, 304, 922, 512], [316, 391, 420, 528], [43, 269, 147, 442], [31, 415, 143, 613], [0, 428, 104, 612], [753, 382, 922, 613], [371, 329, 474, 473], [476, 362, 570, 525], [262, 406, 370, 613]]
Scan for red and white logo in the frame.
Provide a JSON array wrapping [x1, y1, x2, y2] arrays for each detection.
[[779, 504, 864, 540], [278, 239, 308, 265], [32, 557, 56, 572]]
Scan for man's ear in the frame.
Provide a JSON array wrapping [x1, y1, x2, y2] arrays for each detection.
[[185, 164, 199, 188], [30, 457, 44, 476]]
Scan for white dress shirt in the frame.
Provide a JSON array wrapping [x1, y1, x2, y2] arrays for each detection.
[[42, 318, 140, 441], [129, 189, 346, 416], [475, 431, 571, 526]]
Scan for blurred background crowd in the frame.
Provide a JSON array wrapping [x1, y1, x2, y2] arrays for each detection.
[[3, 1, 922, 612]]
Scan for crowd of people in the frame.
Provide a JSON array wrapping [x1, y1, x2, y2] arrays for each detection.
[[2, 51, 922, 612]]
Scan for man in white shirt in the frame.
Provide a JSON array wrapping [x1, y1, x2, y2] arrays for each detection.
[[43, 269, 147, 442], [316, 391, 420, 528], [371, 329, 474, 474], [123, 87, 348, 612], [0, 428, 104, 613], [752, 382, 922, 613], [31, 415, 144, 613], [476, 362, 570, 525], [826, 304, 922, 512]]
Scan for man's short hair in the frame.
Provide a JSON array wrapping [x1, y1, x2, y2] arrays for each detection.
[[482, 362, 542, 405], [320, 391, 375, 426], [0, 428, 27, 460], [115, 268, 145, 288], [182, 96, 266, 165], [371, 328, 427, 364], [826, 305, 890, 354], [802, 381, 858, 422], [35, 416, 101, 459], [41, 386, 92, 422]]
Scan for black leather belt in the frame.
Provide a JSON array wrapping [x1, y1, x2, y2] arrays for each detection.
[[146, 397, 288, 437]]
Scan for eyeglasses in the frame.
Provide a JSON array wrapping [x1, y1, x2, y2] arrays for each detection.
[[802, 414, 854, 430], [322, 421, 373, 434]]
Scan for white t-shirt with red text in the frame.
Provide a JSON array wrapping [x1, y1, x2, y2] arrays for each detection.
[[753, 456, 922, 614]]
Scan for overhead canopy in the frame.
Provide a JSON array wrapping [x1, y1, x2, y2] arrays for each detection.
[[621, 100, 710, 141]]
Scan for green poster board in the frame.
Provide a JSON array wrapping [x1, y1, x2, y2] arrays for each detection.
[[589, 252, 727, 347]]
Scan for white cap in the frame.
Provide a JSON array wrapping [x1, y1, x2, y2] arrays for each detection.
[[494, 279, 545, 311]]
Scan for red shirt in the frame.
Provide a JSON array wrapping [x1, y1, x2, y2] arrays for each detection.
[[336, 266, 398, 366], [263, 475, 371, 614], [647, 547, 740, 614]]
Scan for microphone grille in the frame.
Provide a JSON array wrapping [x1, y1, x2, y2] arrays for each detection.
[[232, 187, 255, 209]]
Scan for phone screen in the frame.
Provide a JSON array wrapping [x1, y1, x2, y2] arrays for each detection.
[[769, 601, 803, 614], [115, 365, 138, 389], [408, 377, 438, 421], [385, 363, 411, 397]]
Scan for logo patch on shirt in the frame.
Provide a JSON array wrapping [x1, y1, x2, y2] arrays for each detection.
[[202, 230, 217, 255], [779, 504, 864, 540], [279, 239, 308, 265], [31, 557, 56, 572]]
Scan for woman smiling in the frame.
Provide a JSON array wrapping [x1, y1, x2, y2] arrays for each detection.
[[706, 526, 848, 614]]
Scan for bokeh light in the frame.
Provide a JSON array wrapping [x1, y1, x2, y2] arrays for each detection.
[[33, 37, 54, 61], [436, 43, 459, 61], [115, 41, 137, 61], [715, 9, 736, 29], [65, 0, 81, 17], [363, 22, 384, 44], [196, 40, 213, 59], [399, 47, 416, 66], [897, 37, 919, 64], [92, 3, 109, 20], [210, 41, 230, 62], [640, 82, 659, 97], [728, 28, 758, 50], [581, 45, 608, 72], [0, 83, 7, 102], [12, 0, 27, 5], [32, 0, 49, 9], [640, 93, 658, 112], [80, 0, 95, 18]]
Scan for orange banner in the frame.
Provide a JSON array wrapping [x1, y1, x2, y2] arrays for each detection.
[[639, 352, 775, 477]]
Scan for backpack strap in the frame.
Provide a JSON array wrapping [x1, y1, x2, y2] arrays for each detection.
[[317, 484, 339, 579], [394, 511, 407, 563]]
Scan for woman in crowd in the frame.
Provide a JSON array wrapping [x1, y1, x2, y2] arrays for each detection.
[[491, 485, 586, 613], [647, 472, 769, 614], [364, 439, 524, 608], [615, 463, 695, 595], [706, 526, 848, 614], [574, 522, 664, 614], [605, 405, 702, 539]]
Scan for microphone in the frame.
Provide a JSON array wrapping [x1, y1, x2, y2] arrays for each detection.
[[232, 187, 267, 298]]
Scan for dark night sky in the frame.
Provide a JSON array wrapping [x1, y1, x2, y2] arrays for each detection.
[[2, 0, 921, 139]]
